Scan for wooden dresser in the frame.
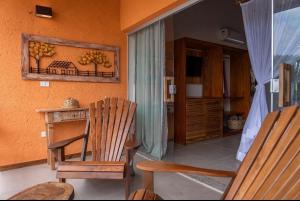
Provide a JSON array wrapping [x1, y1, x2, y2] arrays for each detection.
[[186, 98, 223, 144]]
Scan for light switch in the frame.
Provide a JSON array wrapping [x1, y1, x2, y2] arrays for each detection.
[[41, 131, 47, 138], [40, 81, 50, 87], [271, 79, 279, 93], [169, 84, 177, 95]]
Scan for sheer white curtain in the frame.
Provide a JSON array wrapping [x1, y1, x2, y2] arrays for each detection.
[[237, 0, 272, 161], [128, 21, 168, 159]]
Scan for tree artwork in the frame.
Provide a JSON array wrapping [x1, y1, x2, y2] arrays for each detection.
[[29, 42, 56, 73], [22, 34, 120, 82], [78, 50, 112, 73]]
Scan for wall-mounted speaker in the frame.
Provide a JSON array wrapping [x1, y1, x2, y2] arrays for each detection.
[[35, 5, 53, 19]]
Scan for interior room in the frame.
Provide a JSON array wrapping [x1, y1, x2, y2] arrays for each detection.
[[162, 0, 253, 172]]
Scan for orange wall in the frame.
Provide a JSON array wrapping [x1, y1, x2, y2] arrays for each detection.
[[0, 0, 188, 167], [120, 0, 187, 32], [0, 0, 127, 167]]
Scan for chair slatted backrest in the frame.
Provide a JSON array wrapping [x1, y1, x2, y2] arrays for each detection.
[[89, 97, 137, 162], [225, 106, 300, 200]]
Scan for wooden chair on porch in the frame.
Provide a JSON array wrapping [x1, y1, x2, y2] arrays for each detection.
[[130, 106, 300, 200], [48, 97, 139, 199]]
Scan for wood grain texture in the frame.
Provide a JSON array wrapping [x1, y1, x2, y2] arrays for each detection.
[[48, 135, 85, 150], [174, 39, 187, 145], [96, 101, 104, 161], [89, 103, 97, 161], [229, 51, 251, 118], [9, 182, 74, 200], [58, 161, 125, 172], [113, 101, 131, 161], [174, 38, 251, 144], [137, 161, 236, 178], [129, 189, 162, 200], [279, 64, 292, 107], [186, 98, 223, 143], [225, 111, 281, 199], [244, 111, 300, 199], [116, 103, 137, 161], [105, 98, 118, 161], [109, 99, 125, 161], [21, 34, 120, 83], [56, 97, 138, 199], [57, 171, 125, 180], [129, 106, 300, 201], [233, 106, 298, 200], [254, 132, 300, 199], [100, 98, 110, 161]]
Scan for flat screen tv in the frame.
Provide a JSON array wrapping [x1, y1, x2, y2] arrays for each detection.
[[186, 56, 203, 77]]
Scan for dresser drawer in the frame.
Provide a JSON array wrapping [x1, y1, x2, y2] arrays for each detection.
[[186, 98, 223, 143], [52, 110, 88, 123]]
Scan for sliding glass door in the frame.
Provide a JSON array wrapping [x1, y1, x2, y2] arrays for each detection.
[[272, 0, 300, 109]]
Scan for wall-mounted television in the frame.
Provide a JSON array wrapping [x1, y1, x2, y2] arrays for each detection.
[[186, 56, 203, 77]]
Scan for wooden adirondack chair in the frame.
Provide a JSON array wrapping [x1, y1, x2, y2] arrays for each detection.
[[49, 97, 139, 199], [130, 106, 300, 200]]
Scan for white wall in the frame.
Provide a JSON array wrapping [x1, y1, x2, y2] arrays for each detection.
[[174, 0, 247, 49]]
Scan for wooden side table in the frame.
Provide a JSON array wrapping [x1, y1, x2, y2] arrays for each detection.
[[36, 107, 89, 170]]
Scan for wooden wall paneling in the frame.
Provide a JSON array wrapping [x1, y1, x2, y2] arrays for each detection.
[[174, 38, 251, 144], [165, 17, 175, 141], [211, 47, 224, 98], [174, 39, 187, 145], [203, 46, 223, 97], [241, 52, 251, 117], [230, 52, 251, 118]]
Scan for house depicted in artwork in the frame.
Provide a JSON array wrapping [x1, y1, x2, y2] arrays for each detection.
[[47, 61, 79, 76]]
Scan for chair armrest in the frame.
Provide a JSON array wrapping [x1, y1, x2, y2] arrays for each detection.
[[48, 134, 87, 150], [137, 161, 237, 178]]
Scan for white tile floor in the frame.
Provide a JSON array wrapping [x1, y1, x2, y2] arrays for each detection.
[[0, 135, 241, 200]]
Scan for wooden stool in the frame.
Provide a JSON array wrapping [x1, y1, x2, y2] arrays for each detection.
[[8, 182, 74, 200]]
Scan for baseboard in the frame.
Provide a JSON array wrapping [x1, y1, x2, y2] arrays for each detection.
[[0, 151, 92, 172], [0, 159, 48, 172]]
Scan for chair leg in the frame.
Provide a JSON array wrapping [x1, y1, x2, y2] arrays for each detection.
[[130, 160, 136, 177], [124, 165, 132, 200], [57, 148, 65, 164], [59, 178, 66, 183], [126, 149, 137, 177], [144, 171, 154, 191], [124, 177, 130, 200]]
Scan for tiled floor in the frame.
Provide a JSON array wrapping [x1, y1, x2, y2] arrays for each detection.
[[164, 134, 242, 192], [0, 135, 241, 200]]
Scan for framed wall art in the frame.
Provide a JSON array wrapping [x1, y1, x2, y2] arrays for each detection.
[[21, 34, 120, 83]]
